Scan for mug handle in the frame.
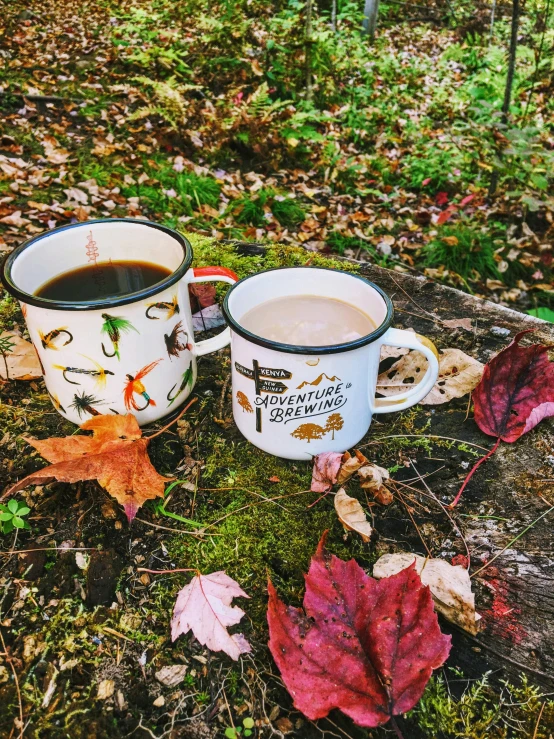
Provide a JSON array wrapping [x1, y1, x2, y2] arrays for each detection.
[[372, 328, 439, 413], [190, 266, 238, 357]]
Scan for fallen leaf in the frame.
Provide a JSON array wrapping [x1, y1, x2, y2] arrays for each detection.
[[155, 664, 188, 686], [336, 449, 368, 484], [373, 553, 481, 635], [4, 414, 171, 522], [191, 304, 225, 331], [189, 283, 216, 311], [358, 464, 393, 505], [0, 211, 30, 227], [311, 452, 343, 492], [442, 318, 472, 331], [452, 331, 554, 506], [473, 330, 554, 442], [97, 679, 115, 700], [0, 332, 42, 381], [377, 348, 483, 405], [334, 488, 372, 541], [267, 533, 451, 728], [42, 135, 70, 164], [171, 571, 251, 661]]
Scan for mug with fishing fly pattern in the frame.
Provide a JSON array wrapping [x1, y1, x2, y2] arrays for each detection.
[[1, 219, 237, 425]]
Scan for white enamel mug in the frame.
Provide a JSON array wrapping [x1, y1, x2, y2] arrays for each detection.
[[222, 267, 439, 460], [1, 219, 237, 425]]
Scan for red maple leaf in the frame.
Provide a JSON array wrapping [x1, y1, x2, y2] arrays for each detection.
[[267, 533, 451, 732], [435, 191, 449, 206], [451, 330, 554, 506]]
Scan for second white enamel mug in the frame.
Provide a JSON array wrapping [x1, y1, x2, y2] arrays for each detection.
[[223, 267, 439, 460], [1, 219, 237, 425]]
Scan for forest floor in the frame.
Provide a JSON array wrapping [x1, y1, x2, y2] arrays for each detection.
[[1, 0, 554, 737], [0, 0, 553, 312]]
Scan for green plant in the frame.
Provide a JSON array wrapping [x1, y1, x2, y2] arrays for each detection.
[[527, 306, 554, 322], [0, 333, 15, 378], [423, 225, 502, 286], [225, 717, 255, 738], [0, 499, 31, 534], [231, 189, 305, 229]]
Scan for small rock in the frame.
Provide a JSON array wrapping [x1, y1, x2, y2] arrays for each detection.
[[116, 690, 127, 712], [153, 695, 165, 707], [97, 679, 115, 700], [155, 664, 188, 687], [490, 326, 511, 337]]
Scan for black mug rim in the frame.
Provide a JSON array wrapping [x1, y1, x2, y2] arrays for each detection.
[[222, 265, 394, 355], [0, 218, 193, 312]]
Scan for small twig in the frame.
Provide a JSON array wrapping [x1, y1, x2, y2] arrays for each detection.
[[395, 488, 432, 557], [133, 517, 209, 538], [388, 275, 439, 321], [390, 717, 405, 739], [137, 567, 199, 575], [449, 438, 500, 508], [146, 397, 198, 440], [471, 505, 554, 579], [408, 461, 471, 569], [0, 627, 24, 739], [532, 701, 546, 739], [363, 434, 490, 452]]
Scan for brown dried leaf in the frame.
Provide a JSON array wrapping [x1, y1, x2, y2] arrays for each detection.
[[0, 332, 42, 381], [334, 488, 372, 542], [377, 348, 484, 405], [373, 553, 481, 635], [358, 464, 393, 505], [5, 414, 170, 522], [336, 449, 368, 484]]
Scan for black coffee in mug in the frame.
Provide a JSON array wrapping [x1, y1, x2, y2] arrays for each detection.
[[35, 260, 172, 302]]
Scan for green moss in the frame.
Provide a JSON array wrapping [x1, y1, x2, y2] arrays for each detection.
[[184, 232, 357, 278]]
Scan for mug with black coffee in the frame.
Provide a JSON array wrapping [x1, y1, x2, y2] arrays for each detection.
[[1, 219, 237, 425]]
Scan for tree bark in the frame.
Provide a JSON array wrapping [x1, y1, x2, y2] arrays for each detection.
[[305, 0, 313, 101], [362, 0, 380, 41], [489, 0, 520, 195]]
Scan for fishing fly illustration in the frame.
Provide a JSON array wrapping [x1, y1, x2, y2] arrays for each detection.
[[167, 361, 194, 406], [70, 391, 103, 418], [53, 355, 115, 388], [146, 295, 180, 320], [101, 313, 138, 360], [124, 359, 162, 411], [39, 327, 73, 350], [48, 391, 65, 413], [164, 320, 192, 359]]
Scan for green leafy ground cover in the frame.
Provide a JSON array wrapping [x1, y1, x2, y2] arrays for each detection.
[[0, 0, 553, 312]]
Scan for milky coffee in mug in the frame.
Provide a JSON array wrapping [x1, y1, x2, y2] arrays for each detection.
[[223, 267, 440, 460]]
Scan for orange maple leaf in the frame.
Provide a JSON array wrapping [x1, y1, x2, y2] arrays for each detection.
[[5, 413, 175, 523]]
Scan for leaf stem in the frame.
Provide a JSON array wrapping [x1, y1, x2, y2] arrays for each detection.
[[146, 396, 197, 439], [449, 437, 500, 508], [390, 717, 405, 739]]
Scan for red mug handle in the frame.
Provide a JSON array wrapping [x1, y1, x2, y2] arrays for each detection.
[[190, 266, 238, 357]]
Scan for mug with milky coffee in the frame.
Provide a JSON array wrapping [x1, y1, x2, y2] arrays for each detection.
[[1, 219, 237, 425], [222, 267, 439, 460]]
